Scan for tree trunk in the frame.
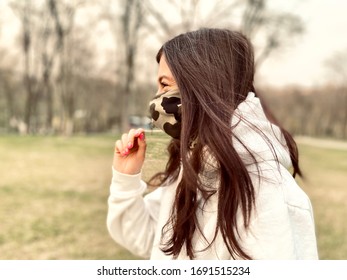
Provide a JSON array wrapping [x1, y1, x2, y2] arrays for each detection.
[[119, 0, 143, 132], [23, 30, 32, 134]]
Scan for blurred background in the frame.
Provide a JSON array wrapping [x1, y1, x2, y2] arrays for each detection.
[[0, 0, 346, 260]]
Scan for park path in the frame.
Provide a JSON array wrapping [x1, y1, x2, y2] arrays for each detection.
[[295, 136, 347, 151]]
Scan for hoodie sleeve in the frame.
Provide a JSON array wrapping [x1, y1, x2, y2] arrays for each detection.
[[106, 167, 162, 259]]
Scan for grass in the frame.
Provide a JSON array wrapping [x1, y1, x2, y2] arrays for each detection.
[[0, 132, 170, 260], [296, 140, 347, 259], [0, 133, 346, 259]]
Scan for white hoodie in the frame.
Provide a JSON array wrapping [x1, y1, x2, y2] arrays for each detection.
[[107, 92, 319, 260]]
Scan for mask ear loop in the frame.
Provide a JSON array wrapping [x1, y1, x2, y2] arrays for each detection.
[[189, 139, 198, 149]]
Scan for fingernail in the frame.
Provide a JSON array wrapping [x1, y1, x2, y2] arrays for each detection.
[[122, 148, 129, 156], [135, 130, 141, 137], [139, 132, 145, 141], [127, 142, 133, 149]]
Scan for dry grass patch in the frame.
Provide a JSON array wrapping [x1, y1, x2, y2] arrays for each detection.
[[297, 139, 347, 259]]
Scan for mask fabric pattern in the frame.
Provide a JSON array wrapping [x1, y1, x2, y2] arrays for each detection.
[[149, 89, 181, 139]]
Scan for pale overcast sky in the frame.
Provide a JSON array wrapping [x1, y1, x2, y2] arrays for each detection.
[[259, 0, 347, 87], [1, 0, 347, 88]]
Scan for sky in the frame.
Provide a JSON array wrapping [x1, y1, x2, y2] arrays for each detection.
[[1, 0, 347, 88], [259, 0, 347, 87]]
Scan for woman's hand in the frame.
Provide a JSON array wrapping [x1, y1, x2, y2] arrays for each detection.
[[113, 128, 146, 175]]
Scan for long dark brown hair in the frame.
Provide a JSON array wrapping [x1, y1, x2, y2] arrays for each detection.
[[149, 28, 302, 259]]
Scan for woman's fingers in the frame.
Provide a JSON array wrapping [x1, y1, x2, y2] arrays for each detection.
[[117, 129, 145, 157], [135, 129, 146, 158], [113, 128, 147, 174], [118, 133, 127, 156], [126, 129, 136, 150], [114, 140, 123, 156]]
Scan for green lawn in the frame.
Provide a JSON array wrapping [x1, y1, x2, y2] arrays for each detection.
[[0, 133, 345, 259]]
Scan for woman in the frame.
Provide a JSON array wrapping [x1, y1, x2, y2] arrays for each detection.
[[107, 28, 318, 260]]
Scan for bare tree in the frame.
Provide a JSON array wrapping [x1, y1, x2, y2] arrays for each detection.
[[0, 20, 18, 132], [10, 0, 78, 134], [143, 0, 210, 42], [325, 50, 347, 139], [48, 0, 82, 135], [249, 13, 304, 66], [0, 68, 19, 132], [325, 50, 347, 85], [10, 0, 39, 134], [144, 0, 304, 67], [120, 0, 143, 131], [39, 1, 58, 133], [101, 0, 144, 132]]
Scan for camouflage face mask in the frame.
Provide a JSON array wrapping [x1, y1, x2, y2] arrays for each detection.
[[149, 89, 181, 139]]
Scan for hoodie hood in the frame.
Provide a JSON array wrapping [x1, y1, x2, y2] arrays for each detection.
[[231, 92, 292, 170]]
